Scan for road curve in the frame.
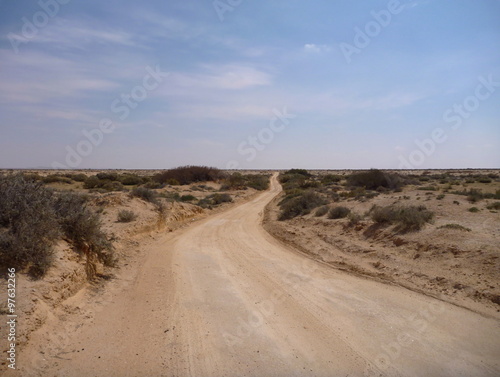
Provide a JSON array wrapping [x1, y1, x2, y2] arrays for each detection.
[[18, 174, 500, 376]]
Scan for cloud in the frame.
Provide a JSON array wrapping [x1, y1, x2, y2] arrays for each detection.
[[303, 44, 331, 54], [168, 64, 272, 91]]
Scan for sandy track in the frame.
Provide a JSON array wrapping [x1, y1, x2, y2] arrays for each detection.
[[11, 174, 500, 376]]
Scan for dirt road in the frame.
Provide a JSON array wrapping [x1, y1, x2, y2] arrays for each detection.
[[10, 174, 500, 376]]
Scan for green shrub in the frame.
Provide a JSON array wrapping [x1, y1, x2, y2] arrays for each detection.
[[180, 194, 197, 202], [278, 191, 326, 220], [468, 207, 480, 213], [328, 206, 351, 219], [120, 174, 143, 185], [436, 194, 445, 200], [315, 205, 330, 217], [117, 210, 137, 223], [224, 173, 269, 191]]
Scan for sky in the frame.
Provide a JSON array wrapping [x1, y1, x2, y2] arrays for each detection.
[[0, 0, 499, 170]]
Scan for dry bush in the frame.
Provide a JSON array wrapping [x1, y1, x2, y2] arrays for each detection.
[[279, 191, 326, 220], [370, 204, 434, 232], [0, 175, 60, 277], [347, 169, 404, 191], [117, 210, 137, 223], [328, 206, 351, 219]]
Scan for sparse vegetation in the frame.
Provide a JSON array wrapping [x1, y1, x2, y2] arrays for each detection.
[[370, 204, 434, 231], [315, 205, 330, 217], [154, 166, 225, 185], [328, 206, 351, 219], [278, 191, 326, 221], [0, 175, 114, 278], [117, 210, 137, 223], [347, 169, 404, 191], [468, 207, 480, 213], [486, 202, 500, 210], [438, 224, 471, 232], [130, 187, 158, 204]]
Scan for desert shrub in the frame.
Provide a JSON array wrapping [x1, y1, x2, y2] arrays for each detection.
[[486, 202, 500, 210], [321, 174, 342, 184], [347, 212, 363, 226], [477, 178, 492, 183], [42, 174, 73, 184], [278, 191, 326, 220], [143, 180, 164, 189], [438, 224, 471, 232], [436, 194, 445, 200], [370, 205, 434, 231], [0, 175, 60, 277], [54, 192, 115, 277], [284, 169, 311, 177], [96, 172, 120, 181], [347, 169, 404, 191], [154, 166, 225, 185], [198, 193, 232, 208], [418, 186, 438, 191], [120, 174, 144, 186], [117, 210, 137, 223], [315, 205, 330, 217], [468, 207, 480, 213], [66, 173, 88, 182], [130, 187, 158, 204], [328, 206, 351, 219], [180, 194, 197, 202], [224, 173, 269, 191], [83, 176, 123, 192], [211, 193, 232, 204], [279, 173, 307, 191]]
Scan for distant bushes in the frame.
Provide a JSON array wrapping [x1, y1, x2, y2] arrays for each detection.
[[0, 175, 114, 278], [438, 224, 471, 232], [223, 173, 270, 191], [278, 191, 326, 220], [154, 166, 225, 185], [370, 204, 434, 231], [347, 169, 404, 191]]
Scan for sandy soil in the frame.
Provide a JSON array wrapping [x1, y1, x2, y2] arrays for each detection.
[[3, 174, 499, 376], [263, 176, 500, 319]]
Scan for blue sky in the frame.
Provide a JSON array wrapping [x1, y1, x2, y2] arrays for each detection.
[[0, 0, 499, 169]]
